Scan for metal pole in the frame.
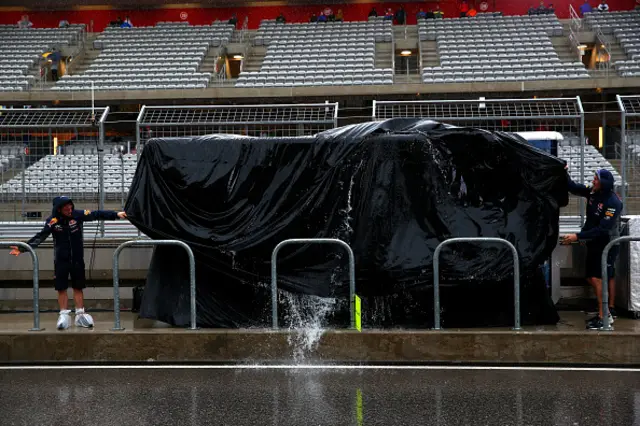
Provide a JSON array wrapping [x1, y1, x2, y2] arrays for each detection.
[[112, 239, 197, 331], [120, 152, 125, 209], [1, 242, 42, 331], [391, 28, 395, 72], [577, 96, 586, 224], [98, 120, 105, 237], [616, 95, 627, 214], [602, 95, 606, 156], [601, 236, 640, 331], [433, 237, 521, 330], [20, 153, 25, 219], [270, 238, 356, 329], [136, 106, 145, 164]]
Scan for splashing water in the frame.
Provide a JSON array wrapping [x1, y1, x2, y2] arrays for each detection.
[[336, 160, 363, 240], [282, 292, 337, 363]]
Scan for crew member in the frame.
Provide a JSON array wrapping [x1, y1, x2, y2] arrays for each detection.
[[561, 168, 622, 330], [10, 196, 127, 330]]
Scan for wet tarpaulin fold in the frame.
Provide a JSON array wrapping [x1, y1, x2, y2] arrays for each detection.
[[125, 119, 567, 328]]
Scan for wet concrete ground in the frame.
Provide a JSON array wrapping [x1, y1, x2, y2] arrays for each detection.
[[0, 366, 639, 426]]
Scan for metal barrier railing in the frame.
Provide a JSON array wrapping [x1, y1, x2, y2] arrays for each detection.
[[112, 239, 197, 331], [601, 236, 638, 331], [2, 242, 42, 331], [433, 237, 521, 331], [271, 238, 356, 329]]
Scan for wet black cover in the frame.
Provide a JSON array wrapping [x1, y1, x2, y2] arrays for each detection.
[[125, 119, 568, 328]]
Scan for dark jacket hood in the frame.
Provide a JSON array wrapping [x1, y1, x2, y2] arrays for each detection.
[[596, 169, 615, 194], [52, 196, 74, 217]]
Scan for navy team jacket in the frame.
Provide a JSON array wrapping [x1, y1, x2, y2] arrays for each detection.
[[24, 196, 120, 264]]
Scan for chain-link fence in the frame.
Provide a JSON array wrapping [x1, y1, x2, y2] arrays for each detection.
[[136, 103, 340, 153], [0, 107, 110, 221], [372, 97, 592, 219], [129, 103, 337, 198], [617, 95, 640, 214]]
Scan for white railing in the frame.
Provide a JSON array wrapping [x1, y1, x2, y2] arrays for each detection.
[[239, 17, 249, 43], [596, 26, 612, 76], [568, 30, 582, 62], [418, 34, 423, 73], [569, 4, 582, 32], [216, 62, 227, 84]]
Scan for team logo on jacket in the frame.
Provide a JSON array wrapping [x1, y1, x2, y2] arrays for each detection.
[[69, 220, 77, 226], [84, 210, 91, 216], [47, 218, 58, 227]]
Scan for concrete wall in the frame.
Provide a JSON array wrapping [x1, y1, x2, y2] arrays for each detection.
[[2, 76, 639, 104]]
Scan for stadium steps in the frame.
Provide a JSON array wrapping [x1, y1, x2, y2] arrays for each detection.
[[66, 34, 101, 76], [199, 48, 222, 75], [420, 41, 440, 68], [242, 46, 267, 72], [551, 36, 579, 63], [393, 25, 417, 41], [393, 74, 422, 84], [599, 34, 628, 64], [375, 42, 393, 69]]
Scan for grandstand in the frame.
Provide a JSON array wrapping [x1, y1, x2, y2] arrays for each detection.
[[584, 10, 640, 77], [0, 145, 21, 175], [0, 153, 134, 201], [562, 145, 622, 186], [418, 14, 589, 83], [236, 18, 394, 87], [0, 24, 86, 92], [53, 22, 234, 91]]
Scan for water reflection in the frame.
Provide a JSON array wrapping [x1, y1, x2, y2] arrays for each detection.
[[1, 369, 638, 426]]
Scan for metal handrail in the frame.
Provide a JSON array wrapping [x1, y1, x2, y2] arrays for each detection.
[[595, 26, 612, 76], [601, 236, 639, 331], [2, 242, 43, 331], [569, 4, 582, 32], [271, 238, 356, 329], [112, 239, 197, 331], [617, 94, 628, 214], [433, 237, 521, 330]]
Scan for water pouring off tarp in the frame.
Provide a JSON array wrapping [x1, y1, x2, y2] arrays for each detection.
[[282, 292, 337, 362], [127, 119, 567, 328]]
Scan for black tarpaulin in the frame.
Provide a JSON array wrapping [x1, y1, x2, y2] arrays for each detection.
[[125, 119, 568, 328]]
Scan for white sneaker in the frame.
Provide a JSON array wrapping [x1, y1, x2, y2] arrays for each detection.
[[74, 308, 94, 328], [57, 310, 71, 330]]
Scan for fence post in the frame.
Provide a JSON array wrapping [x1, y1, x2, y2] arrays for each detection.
[[112, 239, 197, 331], [119, 151, 125, 209], [433, 237, 521, 331], [20, 153, 25, 219], [1, 242, 42, 331], [577, 96, 586, 224], [271, 238, 356, 330], [98, 118, 105, 237], [601, 236, 639, 331], [616, 95, 627, 214]]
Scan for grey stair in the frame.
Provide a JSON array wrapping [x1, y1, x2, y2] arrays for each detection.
[[67, 34, 101, 76], [375, 42, 393, 69], [600, 34, 628, 63], [420, 41, 440, 67], [199, 47, 222, 74], [551, 37, 579, 63], [393, 25, 417, 41], [243, 46, 266, 72]]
